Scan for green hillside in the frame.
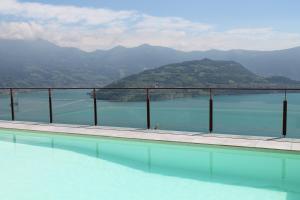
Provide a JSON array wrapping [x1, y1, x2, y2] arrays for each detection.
[[96, 59, 300, 101]]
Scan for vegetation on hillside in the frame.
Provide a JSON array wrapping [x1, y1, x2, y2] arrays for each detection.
[[96, 59, 300, 101]]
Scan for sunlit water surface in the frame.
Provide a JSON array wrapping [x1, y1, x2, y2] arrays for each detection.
[[0, 129, 300, 200]]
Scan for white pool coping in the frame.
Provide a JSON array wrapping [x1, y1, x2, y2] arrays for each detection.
[[0, 120, 300, 152]]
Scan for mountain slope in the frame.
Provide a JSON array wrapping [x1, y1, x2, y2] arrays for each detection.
[[1, 39, 300, 87], [91, 44, 300, 80], [96, 59, 300, 101], [0, 39, 119, 87], [192, 47, 300, 80]]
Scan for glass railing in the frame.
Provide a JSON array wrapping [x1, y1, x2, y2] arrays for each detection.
[[52, 89, 94, 125], [150, 89, 209, 133], [0, 89, 10, 121], [0, 87, 299, 138], [214, 89, 283, 137], [97, 89, 146, 129], [287, 91, 300, 138], [14, 89, 49, 123]]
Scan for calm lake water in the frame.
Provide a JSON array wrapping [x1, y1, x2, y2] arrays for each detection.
[[0, 90, 299, 138]]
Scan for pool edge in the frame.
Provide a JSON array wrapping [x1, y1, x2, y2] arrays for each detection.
[[0, 120, 300, 153]]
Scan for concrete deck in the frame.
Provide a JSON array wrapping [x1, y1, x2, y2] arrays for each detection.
[[0, 120, 300, 152]]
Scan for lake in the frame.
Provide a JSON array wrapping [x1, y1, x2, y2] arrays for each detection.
[[0, 89, 299, 138]]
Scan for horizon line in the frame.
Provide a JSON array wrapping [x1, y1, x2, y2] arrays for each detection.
[[1, 38, 300, 53]]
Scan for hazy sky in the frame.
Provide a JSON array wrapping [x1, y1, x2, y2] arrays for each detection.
[[1, 0, 300, 51]]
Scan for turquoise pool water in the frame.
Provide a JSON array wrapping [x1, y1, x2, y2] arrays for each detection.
[[0, 90, 300, 138], [0, 128, 300, 200]]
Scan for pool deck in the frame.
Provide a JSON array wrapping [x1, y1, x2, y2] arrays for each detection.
[[0, 120, 300, 152]]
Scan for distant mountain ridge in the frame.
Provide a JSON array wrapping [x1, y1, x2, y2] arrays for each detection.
[[1, 39, 300, 87], [96, 59, 300, 101]]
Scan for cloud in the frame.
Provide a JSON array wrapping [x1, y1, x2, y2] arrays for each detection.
[[0, 21, 44, 39], [226, 28, 273, 35], [0, 0, 300, 51], [0, 0, 135, 26], [135, 15, 212, 32]]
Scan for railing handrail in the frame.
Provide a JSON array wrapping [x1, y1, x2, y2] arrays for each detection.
[[1, 87, 300, 90]]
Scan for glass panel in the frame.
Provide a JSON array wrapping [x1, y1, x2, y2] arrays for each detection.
[[97, 89, 146, 128], [214, 89, 283, 137], [0, 89, 10, 120], [52, 89, 93, 125], [14, 89, 49, 123], [150, 89, 209, 133], [287, 92, 300, 138]]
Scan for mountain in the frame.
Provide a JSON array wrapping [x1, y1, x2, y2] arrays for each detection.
[[96, 59, 300, 101], [0, 39, 119, 87], [0, 39, 185, 87], [192, 47, 300, 80], [1, 39, 300, 87], [90, 44, 300, 81]]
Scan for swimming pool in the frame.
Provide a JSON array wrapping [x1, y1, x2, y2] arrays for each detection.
[[0, 128, 299, 200]]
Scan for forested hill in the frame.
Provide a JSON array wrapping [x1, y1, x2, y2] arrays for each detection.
[[96, 59, 300, 101]]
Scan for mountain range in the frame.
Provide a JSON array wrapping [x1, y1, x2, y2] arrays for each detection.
[[0, 39, 300, 87]]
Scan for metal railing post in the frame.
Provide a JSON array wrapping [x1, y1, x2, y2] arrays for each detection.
[[209, 89, 213, 133], [48, 88, 53, 123], [282, 90, 287, 137], [93, 88, 98, 126], [146, 88, 151, 129], [10, 88, 15, 121]]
